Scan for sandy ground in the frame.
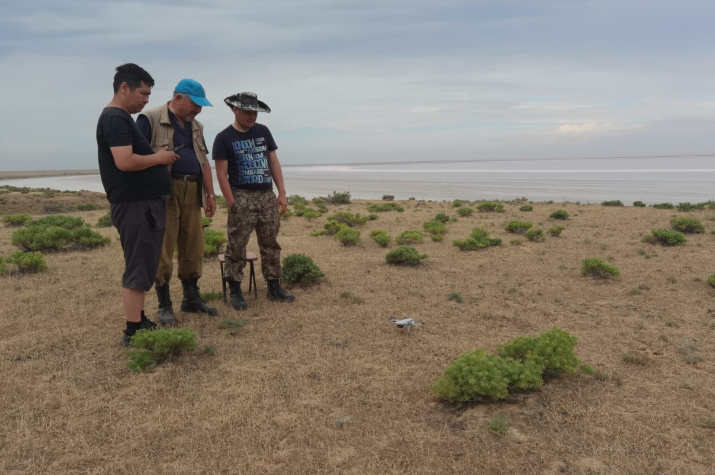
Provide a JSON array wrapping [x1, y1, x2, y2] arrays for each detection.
[[1, 190, 714, 474], [0, 170, 99, 180]]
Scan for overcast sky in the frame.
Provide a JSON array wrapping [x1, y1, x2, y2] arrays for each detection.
[[1, 0, 713, 171]]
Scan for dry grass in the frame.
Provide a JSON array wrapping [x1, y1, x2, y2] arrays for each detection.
[[2, 192, 715, 474]]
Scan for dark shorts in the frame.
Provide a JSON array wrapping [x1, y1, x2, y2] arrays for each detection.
[[110, 198, 166, 291]]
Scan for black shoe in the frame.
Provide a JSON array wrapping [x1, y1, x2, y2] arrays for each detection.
[[156, 284, 178, 326], [181, 278, 219, 316], [123, 317, 158, 348], [228, 280, 248, 311], [267, 279, 295, 302]]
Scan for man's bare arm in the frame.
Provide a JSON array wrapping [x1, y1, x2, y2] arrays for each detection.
[[110, 145, 178, 172]]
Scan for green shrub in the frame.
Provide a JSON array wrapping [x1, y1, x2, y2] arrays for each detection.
[[325, 190, 351, 205], [431, 234, 444, 242], [200, 291, 223, 302], [302, 209, 322, 221], [96, 212, 114, 228], [670, 216, 704, 234], [549, 210, 569, 220], [371, 230, 391, 247], [281, 209, 292, 219], [652, 202, 674, 209], [432, 327, 587, 403], [548, 226, 565, 237], [128, 328, 197, 371], [676, 202, 705, 212], [510, 238, 522, 245], [452, 200, 464, 207], [524, 228, 545, 242], [0, 259, 8, 275], [519, 205, 533, 212], [423, 220, 447, 236], [215, 195, 228, 208], [386, 246, 428, 266], [201, 216, 212, 227], [447, 292, 463, 303], [457, 207, 474, 217], [323, 220, 342, 235], [287, 195, 308, 205], [218, 319, 250, 335], [452, 227, 502, 251], [327, 212, 370, 227], [504, 220, 532, 234], [367, 203, 404, 213], [434, 213, 450, 223], [335, 225, 360, 246], [601, 200, 623, 207], [282, 254, 324, 284], [395, 230, 424, 245], [633, 201, 646, 207], [581, 258, 620, 278], [12, 217, 110, 252], [76, 203, 100, 211], [707, 274, 715, 288], [204, 229, 227, 256], [309, 230, 328, 237], [8, 251, 47, 273], [477, 202, 505, 213], [2, 214, 32, 227], [643, 229, 687, 246], [311, 197, 325, 204], [487, 415, 510, 435], [381, 195, 395, 201]]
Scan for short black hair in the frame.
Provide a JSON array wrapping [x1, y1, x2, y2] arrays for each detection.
[[112, 63, 154, 93]]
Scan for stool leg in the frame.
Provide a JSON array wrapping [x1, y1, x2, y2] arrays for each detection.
[[221, 262, 227, 303], [250, 262, 257, 299]]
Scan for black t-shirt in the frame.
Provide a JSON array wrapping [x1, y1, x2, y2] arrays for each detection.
[[212, 123, 277, 191], [96, 107, 171, 203]]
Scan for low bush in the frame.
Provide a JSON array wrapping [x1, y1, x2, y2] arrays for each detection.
[[204, 229, 227, 256], [524, 228, 545, 242], [386, 245, 428, 266], [504, 220, 532, 234], [432, 327, 588, 403], [670, 216, 704, 234], [327, 212, 370, 227], [12, 216, 110, 252], [281, 209, 292, 219], [371, 230, 391, 247], [282, 254, 324, 284], [477, 202, 505, 213], [548, 226, 565, 237], [323, 220, 342, 235], [367, 203, 404, 213], [302, 209, 322, 221], [287, 195, 308, 205], [325, 190, 351, 205], [601, 200, 624, 207], [452, 200, 464, 207], [381, 195, 395, 201], [335, 225, 360, 246], [652, 202, 674, 209], [643, 229, 687, 246], [581, 258, 620, 278], [676, 202, 705, 212], [396, 230, 424, 245], [633, 201, 646, 207], [215, 195, 228, 208], [423, 220, 447, 236], [76, 203, 101, 211], [519, 205, 533, 212], [128, 328, 197, 371], [452, 228, 502, 251], [707, 274, 715, 288], [2, 214, 32, 227], [457, 207, 474, 217], [6, 251, 48, 273], [434, 213, 450, 223], [549, 210, 569, 220], [201, 216, 212, 227]]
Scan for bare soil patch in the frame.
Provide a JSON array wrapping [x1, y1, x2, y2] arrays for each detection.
[[1, 192, 714, 474]]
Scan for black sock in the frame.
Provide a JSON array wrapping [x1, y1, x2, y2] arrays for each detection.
[[140, 310, 147, 322], [126, 321, 142, 336]]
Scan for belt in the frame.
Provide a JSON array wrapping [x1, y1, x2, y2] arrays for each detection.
[[171, 174, 201, 182]]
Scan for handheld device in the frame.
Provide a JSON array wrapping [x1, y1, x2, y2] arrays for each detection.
[[171, 144, 186, 153]]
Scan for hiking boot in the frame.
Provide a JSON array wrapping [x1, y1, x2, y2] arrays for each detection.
[[228, 280, 248, 311], [155, 283, 178, 326], [267, 279, 295, 302], [181, 277, 218, 316]]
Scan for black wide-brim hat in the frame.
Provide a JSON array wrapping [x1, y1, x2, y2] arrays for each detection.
[[224, 92, 271, 113]]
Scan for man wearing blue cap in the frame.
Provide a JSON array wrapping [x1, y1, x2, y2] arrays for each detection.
[[137, 79, 219, 325]]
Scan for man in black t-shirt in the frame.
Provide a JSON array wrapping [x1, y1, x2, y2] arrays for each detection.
[[96, 63, 178, 347], [213, 92, 295, 310]]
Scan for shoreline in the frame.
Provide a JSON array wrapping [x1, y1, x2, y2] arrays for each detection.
[[0, 169, 99, 180]]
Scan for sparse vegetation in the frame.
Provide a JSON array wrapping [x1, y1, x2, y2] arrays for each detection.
[[581, 258, 620, 278], [325, 190, 351, 205], [652, 202, 674, 209], [335, 225, 361, 246], [203, 229, 227, 256], [504, 220, 532, 234], [2, 214, 32, 227], [327, 211, 370, 227], [643, 229, 687, 246], [367, 203, 404, 213], [395, 230, 424, 245], [128, 328, 197, 371], [11, 216, 110, 251], [524, 228, 545, 242], [457, 207, 474, 217], [519, 205, 533, 212], [370, 229, 391, 247], [386, 246, 428, 266], [548, 226, 565, 237], [453, 227, 502, 251], [282, 254, 324, 284], [549, 210, 569, 220], [633, 201, 646, 207], [477, 202, 505, 213], [670, 216, 704, 234], [447, 292, 463, 303], [381, 195, 395, 201], [601, 200, 624, 207]]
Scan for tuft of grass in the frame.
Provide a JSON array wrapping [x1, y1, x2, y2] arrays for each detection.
[[340, 291, 364, 304], [200, 291, 223, 302], [447, 292, 463, 303], [549, 210, 569, 220], [643, 229, 687, 246], [218, 319, 250, 335], [670, 216, 704, 234], [487, 415, 510, 435], [581, 258, 620, 279], [601, 200, 624, 207], [622, 353, 648, 365]]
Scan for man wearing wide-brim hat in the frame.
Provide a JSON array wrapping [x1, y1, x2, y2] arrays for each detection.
[[213, 92, 295, 309]]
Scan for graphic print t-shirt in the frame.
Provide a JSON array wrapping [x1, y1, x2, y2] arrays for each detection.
[[212, 123, 277, 191]]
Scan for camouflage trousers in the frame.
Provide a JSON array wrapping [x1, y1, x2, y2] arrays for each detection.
[[225, 189, 282, 283]]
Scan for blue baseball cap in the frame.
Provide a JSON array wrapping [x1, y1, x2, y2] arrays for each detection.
[[174, 79, 212, 107]]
